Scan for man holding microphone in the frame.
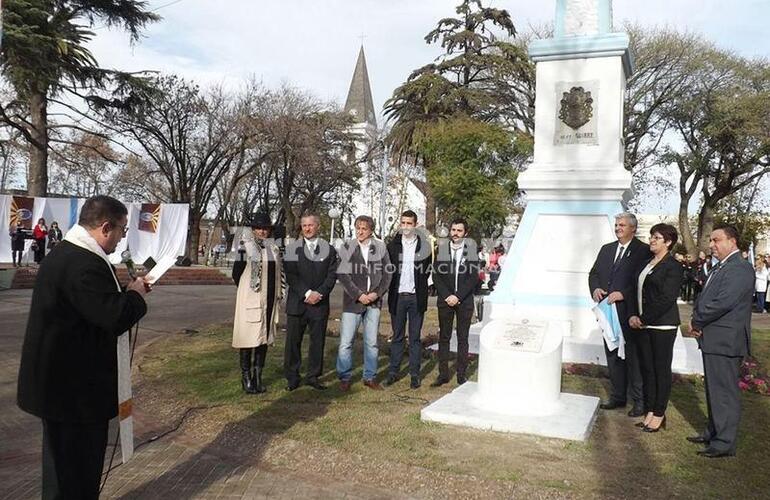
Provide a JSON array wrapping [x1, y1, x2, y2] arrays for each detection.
[[17, 195, 151, 499]]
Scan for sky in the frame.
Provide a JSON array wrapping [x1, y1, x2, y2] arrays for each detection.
[[86, 0, 770, 212]]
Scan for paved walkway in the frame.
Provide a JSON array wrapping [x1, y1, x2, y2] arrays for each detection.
[[0, 285, 405, 499]]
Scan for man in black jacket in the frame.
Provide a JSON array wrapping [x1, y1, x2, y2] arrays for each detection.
[[384, 210, 433, 389], [588, 212, 651, 416], [283, 213, 339, 391], [687, 224, 754, 458], [17, 195, 149, 499], [432, 218, 480, 387]]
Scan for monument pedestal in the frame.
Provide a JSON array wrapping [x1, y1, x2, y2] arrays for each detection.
[[421, 316, 599, 441]]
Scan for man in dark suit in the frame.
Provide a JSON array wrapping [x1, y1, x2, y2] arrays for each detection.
[[283, 213, 339, 391], [588, 212, 651, 416], [687, 224, 753, 458], [432, 218, 480, 387], [17, 195, 149, 499], [384, 210, 433, 389]]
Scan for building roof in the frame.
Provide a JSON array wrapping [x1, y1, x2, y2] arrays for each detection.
[[344, 46, 377, 128]]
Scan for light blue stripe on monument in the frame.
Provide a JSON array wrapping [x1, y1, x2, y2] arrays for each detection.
[[69, 198, 78, 227], [554, 0, 567, 37], [487, 200, 622, 306], [598, 0, 612, 34]]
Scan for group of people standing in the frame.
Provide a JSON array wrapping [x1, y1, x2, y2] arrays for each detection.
[[590, 213, 753, 458], [8, 217, 63, 266], [231, 209, 481, 394]]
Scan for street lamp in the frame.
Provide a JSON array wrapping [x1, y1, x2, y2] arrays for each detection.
[[329, 208, 341, 245]]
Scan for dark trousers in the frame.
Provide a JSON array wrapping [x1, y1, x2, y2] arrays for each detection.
[[703, 353, 743, 453], [755, 291, 766, 312], [388, 294, 424, 379], [636, 328, 677, 416], [604, 330, 643, 406], [284, 311, 328, 386], [42, 419, 108, 500], [437, 300, 474, 380], [34, 239, 45, 263], [12, 249, 23, 265]]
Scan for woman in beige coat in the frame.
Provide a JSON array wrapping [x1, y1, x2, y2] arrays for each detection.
[[232, 213, 283, 394]]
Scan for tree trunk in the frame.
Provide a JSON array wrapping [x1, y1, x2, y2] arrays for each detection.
[[678, 198, 697, 256], [187, 209, 203, 264], [425, 183, 436, 233], [28, 90, 49, 196], [697, 203, 716, 252]]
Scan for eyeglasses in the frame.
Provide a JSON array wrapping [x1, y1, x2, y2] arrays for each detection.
[[113, 223, 129, 236], [650, 235, 666, 241]]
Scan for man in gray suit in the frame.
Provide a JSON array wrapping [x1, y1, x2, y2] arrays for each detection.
[[336, 215, 393, 391], [687, 224, 753, 458]]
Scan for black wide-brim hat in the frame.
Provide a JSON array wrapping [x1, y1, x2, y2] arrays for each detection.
[[249, 212, 273, 229]]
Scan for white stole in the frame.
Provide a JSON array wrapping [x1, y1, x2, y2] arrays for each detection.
[[63, 225, 134, 463]]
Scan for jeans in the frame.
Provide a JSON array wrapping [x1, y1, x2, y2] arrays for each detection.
[[337, 307, 381, 381], [388, 294, 424, 379], [755, 291, 766, 312]]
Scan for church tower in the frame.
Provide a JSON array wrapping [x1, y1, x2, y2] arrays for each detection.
[[344, 46, 378, 141], [339, 45, 426, 238]]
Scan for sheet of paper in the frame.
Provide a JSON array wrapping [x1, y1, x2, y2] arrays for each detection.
[[145, 255, 178, 284]]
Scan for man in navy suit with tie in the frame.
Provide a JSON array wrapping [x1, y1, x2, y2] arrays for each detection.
[[283, 213, 339, 391], [687, 224, 754, 457], [589, 213, 652, 416]]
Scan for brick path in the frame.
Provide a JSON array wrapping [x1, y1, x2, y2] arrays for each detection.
[[0, 286, 401, 499]]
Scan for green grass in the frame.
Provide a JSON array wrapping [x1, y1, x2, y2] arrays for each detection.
[[138, 325, 770, 498]]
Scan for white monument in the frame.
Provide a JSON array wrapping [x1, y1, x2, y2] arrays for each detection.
[[422, 0, 650, 440]]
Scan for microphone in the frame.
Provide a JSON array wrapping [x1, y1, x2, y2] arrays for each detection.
[[121, 250, 137, 280]]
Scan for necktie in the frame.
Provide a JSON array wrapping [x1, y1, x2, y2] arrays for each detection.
[[614, 245, 625, 264]]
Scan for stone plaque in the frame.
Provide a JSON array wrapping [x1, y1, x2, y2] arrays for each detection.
[[554, 80, 599, 146], [494, 320, 547, 353]]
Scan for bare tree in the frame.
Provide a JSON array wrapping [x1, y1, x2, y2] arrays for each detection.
[[98, 75, 245, 263]]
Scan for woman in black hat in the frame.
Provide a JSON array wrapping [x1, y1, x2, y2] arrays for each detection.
[[232, 213, 284, 394]]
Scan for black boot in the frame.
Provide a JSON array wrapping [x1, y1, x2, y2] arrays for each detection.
[[240, 349, 256, 394], [252, 346, 267, 394]]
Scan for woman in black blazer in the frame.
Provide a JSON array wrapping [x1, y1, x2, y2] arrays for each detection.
[[628, 223, 684, 432]]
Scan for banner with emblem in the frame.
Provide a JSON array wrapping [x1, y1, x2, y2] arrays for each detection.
[[10, 196, 34, 229], [138, 203, 161, 233]]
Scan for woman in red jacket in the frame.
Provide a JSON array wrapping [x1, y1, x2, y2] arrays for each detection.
[[32, 218, 48, 264]]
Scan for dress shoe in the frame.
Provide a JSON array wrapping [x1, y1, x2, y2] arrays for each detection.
[[339, 380, 352, 392], [285, 382, 300, 392], [306, 379, 327, 390], [686, 435, 710, 444], [410, 377, 421, 389], [457, 374, 468, 385], [363, 379, 383, 390], [383, 374, 398, 387], [634, 422, 647, 428], [627, 405, 645, 417], [430, 377, 450, 387], [642, 416, 666, 433], [599, 400, 626, 410], [697, 448, 735, 458]]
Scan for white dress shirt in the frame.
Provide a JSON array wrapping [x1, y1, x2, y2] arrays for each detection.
[[451, 242, 464, 293], [359, 239, 371, 291], [398, 236, 418, 293], [304, 237, 319, 298]]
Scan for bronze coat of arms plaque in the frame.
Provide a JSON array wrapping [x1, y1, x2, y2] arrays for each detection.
[[553, 80, 599, 146], [559, 87, 593, 130]]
